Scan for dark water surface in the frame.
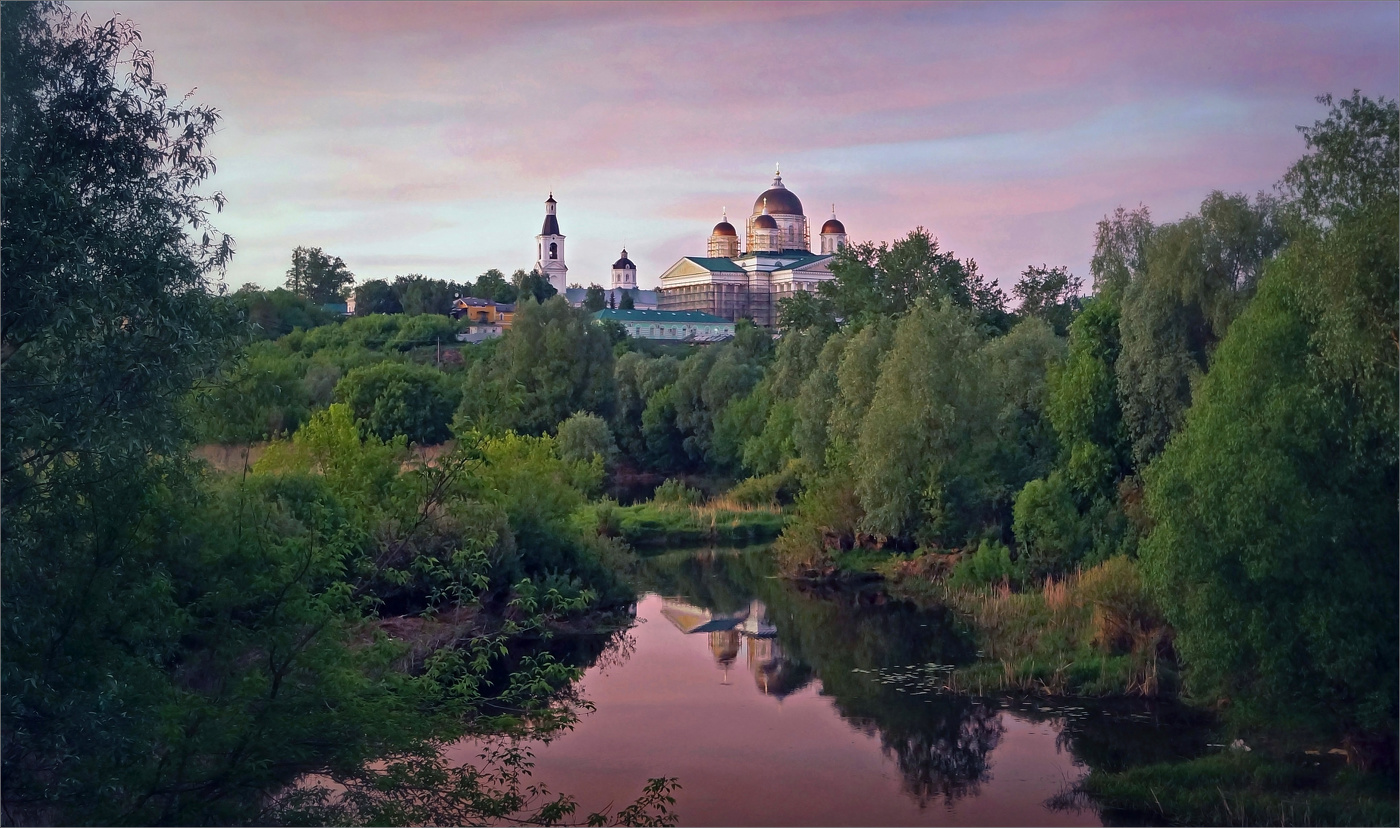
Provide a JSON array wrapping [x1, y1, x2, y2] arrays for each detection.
[[450, 548, 1209, 826]]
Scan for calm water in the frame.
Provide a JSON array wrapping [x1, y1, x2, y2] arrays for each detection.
[[449, 548, 1209, 826]]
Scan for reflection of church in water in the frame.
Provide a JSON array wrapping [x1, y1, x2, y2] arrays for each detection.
[[659, 598, 812, 697]]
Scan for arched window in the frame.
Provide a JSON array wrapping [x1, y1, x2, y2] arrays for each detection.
[[549, 242, 558, 259]]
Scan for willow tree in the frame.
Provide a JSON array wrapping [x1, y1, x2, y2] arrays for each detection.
[[1141, 93, 1398, 761]]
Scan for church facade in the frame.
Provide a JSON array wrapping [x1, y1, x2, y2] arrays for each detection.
[[657, 169, 848, 326]]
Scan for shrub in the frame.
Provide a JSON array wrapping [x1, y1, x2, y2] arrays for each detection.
[[728, 458, 808, 507], [652, 477, 704, 506], [947, 539, 1019, 591]]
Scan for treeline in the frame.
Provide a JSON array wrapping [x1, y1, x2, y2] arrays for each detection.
[[229, 260, 562, 342]]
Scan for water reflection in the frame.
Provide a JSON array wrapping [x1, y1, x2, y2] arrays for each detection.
[[660, 597, 814, 696], [495, 548, 1214, 825], [643, 549, 1007, 807]]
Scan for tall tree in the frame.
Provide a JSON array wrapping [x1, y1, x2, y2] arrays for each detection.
[[819, 227, 1007, 328], [583, 284, 607, 312], [285, 246, 355, 304], [513, 268, 557, 305], [1012, 264, 1082, 335], [1, 2, 241, 816], [618, 291, 635, 310], [1115, 191, 1287, 465], [354, 278, 402, 315], [1141, 93, 1398, 761]]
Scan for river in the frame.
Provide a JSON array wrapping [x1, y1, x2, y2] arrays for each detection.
[[447, 547, 1211, 826]]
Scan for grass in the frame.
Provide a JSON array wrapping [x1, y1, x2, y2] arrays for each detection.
[[582, 498, 787, 549], [885, 556, 1175, 697], [1079, 751, 1399, 826]]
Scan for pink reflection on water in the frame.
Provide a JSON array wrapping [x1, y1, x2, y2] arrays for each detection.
[[444, 594, 1098, 826]]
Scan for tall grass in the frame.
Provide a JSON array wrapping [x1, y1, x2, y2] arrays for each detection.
[[889, 555, 1174, 697]]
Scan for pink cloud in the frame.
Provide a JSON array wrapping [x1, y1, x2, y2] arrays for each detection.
[[69, 0, 1400, 290]]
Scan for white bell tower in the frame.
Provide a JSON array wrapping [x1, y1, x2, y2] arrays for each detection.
[[535, 193, 568, 295]]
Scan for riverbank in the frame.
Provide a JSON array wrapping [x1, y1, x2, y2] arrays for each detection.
[[765, 541, 1398, 826], [580, 498, 787, 549]]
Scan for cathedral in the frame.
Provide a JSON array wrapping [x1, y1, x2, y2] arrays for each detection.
[[656, 168, 847, 326], [531, 168, 847, 324]]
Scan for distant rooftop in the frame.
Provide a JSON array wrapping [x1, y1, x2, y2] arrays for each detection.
[[593, 308, 731, 324]]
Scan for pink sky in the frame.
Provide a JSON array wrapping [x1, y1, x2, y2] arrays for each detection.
[[70, 1, 1400, 293]]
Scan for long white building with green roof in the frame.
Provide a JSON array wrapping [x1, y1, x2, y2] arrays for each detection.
[[657, 168, 848, 327], [592, 308, 735, 342]]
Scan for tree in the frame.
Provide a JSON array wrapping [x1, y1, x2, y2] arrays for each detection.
[[334, 361, 461, 445], [618, 290, 635, 310], [776, 288, 836, 333], [1141, 93, 1397, 762], [819, 227, 1008, 327], [285, 245, 355, 303], [2, 2, 238, 816], [472, 268, 512, 302], [583, 284, 607, 312], [354, 278, 403, 315], [1114, 191, 1287, 465], [513, 268, 557, 305], [854, 300, 990, 544], [233, 285, 340, 338], [493, 296, 615, 435], [556, 411, 618, 467], [1012, 264, 1082, 335]]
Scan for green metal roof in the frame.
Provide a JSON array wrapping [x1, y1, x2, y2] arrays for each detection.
[[593, 309, 732, 324], [733, 250, 828, 270], [683, 256, 746, 272]]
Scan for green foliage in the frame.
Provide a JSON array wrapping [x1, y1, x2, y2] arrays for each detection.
[[728, 458, 808, 507], [583, 284, 607, 312], [827, 319, 895, 451], [609, 502, 785, 548], [618, 291, 635, 310], [472, 268, 515, 303], [787, 331, 843, 469], [334, 360, 461, 445], [612, 351, 679, 460], [556, 410, 618, 467], [353, 278, 403, 315], [488, 297, 615, 435], [514, 268, 558, 304], [652, 477, 704, 506], [1115, 190, 1287, 466], [854, 300, 990, 543], [819, 227, 1008, 328], [0, 7, 661, 824], [392, 273, 463, 316], [387, 312, 459, 352], [1081, 752, 1399, 827], [1141, 93, 1397, 748], [235, 286, 341, 338], [775, 288, 836, 333], [1012, 264, 1082, 335], [192, 340, 311, 442], [285, 245, 355, 304], [946, 539, 1019, 591]]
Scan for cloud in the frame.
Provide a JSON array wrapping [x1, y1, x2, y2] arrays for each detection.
[[71, 0, 1400, 290]]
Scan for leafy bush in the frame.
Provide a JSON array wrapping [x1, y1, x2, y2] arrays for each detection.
[[334, 361, 461, 445], [652, 477, 704, 506], [947, 539, 1019, 591], [728, 458, 808, 507]]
